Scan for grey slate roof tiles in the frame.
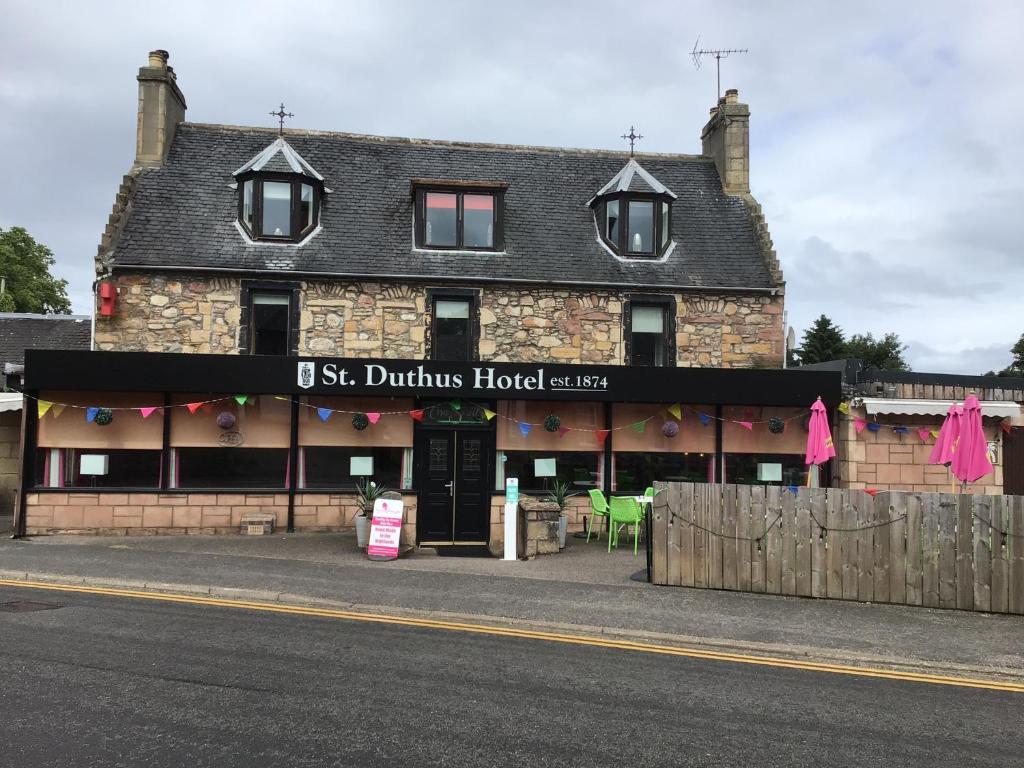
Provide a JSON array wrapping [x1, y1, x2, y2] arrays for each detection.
[[0, 314, 91, 367], [112, 123, 777, 291]]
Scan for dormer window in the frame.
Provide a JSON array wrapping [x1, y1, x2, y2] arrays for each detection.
[[233, 137, 325, 244], [591, 160, 676, 258], [413, 181, 506, 251]]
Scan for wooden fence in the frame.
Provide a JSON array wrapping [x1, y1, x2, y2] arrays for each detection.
[[649, 483, 1024, 615]]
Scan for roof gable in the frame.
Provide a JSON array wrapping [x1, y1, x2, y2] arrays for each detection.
[[232, 136, 324, 181], [593, 159, 677, 200]]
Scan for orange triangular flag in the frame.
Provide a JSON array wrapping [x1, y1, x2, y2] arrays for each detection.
[[186, 402, 203, 414]]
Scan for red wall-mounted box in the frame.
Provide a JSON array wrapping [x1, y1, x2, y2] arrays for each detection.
[[98, 281, 116, 317]]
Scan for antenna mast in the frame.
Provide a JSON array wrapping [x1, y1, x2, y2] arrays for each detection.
[[691, 36, 748, 100]]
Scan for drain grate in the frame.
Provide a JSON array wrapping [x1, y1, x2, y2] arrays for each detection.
[[0, 600, 62, 613]]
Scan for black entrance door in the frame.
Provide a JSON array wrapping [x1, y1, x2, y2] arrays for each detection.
[[416, 428, 493, 545]]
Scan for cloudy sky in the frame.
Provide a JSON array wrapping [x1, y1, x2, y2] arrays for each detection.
[[1, 1, 1020, 373]]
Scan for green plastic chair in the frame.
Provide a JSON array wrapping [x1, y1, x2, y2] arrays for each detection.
[[586, 489, 610, 543], [608, 496, 643, 555]]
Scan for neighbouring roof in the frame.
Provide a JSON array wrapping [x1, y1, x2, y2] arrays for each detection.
[[855, 397, 1020, 419], [0, 314, 91, 367], [110, 123, 779, 291]]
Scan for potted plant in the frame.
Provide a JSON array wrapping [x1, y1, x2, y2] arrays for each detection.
[[354, 479, 387, 548], [544, 479, 575, 549]]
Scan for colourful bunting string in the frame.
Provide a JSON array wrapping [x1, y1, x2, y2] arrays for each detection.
[[930, 429, 940, 439], [86, 407, 99, 423], [738, 421, 753, 431], [51, 404, 65, 418], [698, 413, 711, 427], [557, 426, 569, 438], [594, 429, 610, 445], [518, 422, 532, 437], [317, 407, 332, 423], [186, 402, 204, 414], [37, 400, 53, 419], [450, 400, 461, 411], [235, 395, 249, 406], [865, 488, 878, 497], [483, 409, 496, 421], [837, 401, 850, 415], [367, 412, 381, 424], [139, 406, 159, 419], [854, 418, 867, 434], [917, 427, 931, 442], [667, 404, 681, 420], [866, 422, 881, 433], [409, 409, 424, 422], [785, 485, 799, 495], [630, 420, 646, 433], [1003, 420, 1013, 435]]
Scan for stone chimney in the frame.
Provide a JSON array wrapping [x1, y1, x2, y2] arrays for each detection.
[[700, 88, 749, 195], [134, 50, 187, 168]]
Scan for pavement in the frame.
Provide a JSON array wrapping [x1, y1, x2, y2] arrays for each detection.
[[2, 531, 1023, 684], [4, 585, 1022, 767]]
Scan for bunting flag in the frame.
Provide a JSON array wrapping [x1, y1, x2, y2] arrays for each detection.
[[785, 484, 799, 495], [51, 404, 65, 418], [86, 407, 100, 423], [837, 401, 850, 415], [738, 421, 753, 431], [235, 395, 249, 406], [667, 404, 682, 420], [409, 409, 424, 422], [865, 488, 879, 497], [630, 420, 646, 433], [917, 427, 931, 442], [317, 407, 332, 423], [366, 412, 381, 424], [1003, 420, 1014, 435], [893, 426, 909, 438], [37, 400, 54, 419], [866, 422, 881, 433], [139, 406, 160, 419], [698, 413, 711, 427], [518, 422, 532, 437], [483, 409, 496, 421], [854, 418, 867, 434], [450, 400, 461, 411], [557, 426, 569, 438], [930, 429, 940, 439], [594, 429, 610, 445], [186, 402, 204, 414]]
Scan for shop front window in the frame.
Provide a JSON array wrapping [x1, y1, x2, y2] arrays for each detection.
[[498, 451, 602, 494], [302, 446, 410, 490], [612, 452, 712, 494], [176, 447, 288, 488], [723, 453, 808, 487]]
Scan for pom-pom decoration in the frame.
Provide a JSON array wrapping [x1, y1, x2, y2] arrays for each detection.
[[93, 408, 114, 426], [352, 413, 369, 431], [662, 420, 679, 438], [544, 415, 561, 433], [216, 411, 236, 430], [768, 417, 785, 434]]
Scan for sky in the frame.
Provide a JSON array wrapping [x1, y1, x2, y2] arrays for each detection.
[[1, 0, 1021, 373]]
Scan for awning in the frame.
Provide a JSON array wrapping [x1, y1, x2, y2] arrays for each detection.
[[0, 393, 23, 413], [855, 397, 1020, 419]]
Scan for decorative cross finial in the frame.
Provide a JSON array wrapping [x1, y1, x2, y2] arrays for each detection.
[[269, 103, 294, 135], [621, 126, 643, 157]]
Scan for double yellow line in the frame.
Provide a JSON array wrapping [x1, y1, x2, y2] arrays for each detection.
[[2, 578, 1021, 694]]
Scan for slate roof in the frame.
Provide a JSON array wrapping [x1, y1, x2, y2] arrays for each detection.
[[0, 314, 91, 367], [111, 123, 780, 291]]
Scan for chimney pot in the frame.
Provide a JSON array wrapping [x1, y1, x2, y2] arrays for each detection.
[[136, 49, 186, 168], [148, 50, 169, 68], [700, 89, 750, 195], [725, 88, 739, 104]]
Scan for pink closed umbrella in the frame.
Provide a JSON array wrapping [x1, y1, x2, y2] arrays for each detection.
[[805, 397, 836, 467], [951, 395, 993, 484], [928, 403, 962, 466]]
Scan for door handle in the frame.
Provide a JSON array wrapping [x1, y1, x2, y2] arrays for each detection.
[[444, 480, 454, 497]]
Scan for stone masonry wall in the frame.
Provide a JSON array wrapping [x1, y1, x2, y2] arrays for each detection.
[[95, 273, 784, 368]]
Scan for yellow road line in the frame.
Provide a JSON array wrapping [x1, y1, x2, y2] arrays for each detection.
[[2, 578, 1021, 694]]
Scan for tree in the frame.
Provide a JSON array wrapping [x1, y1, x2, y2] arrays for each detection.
[[844, 332, 909, 371], [987, 332, 1024, 376], [795, 315, 846, 365], [0, 227, 71, 314]]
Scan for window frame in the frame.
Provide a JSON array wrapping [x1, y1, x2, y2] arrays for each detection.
[[237, 171, 323, 243], [414, 185, 505, 252], [239, 280, 302, 356], [624, 294, 676, 368], [597, 192, 672, 258], [426, 288, 480, 362]]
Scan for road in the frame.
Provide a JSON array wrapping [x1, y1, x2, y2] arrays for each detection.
[[0, 585, 1020, 767]]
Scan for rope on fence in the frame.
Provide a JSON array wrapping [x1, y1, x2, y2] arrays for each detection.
[[971, 512, 1024, 540]]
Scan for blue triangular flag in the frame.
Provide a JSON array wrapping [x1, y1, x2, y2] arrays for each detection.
[[317, 407, 332, 423], [787, 484, 799, 496], [698, 413, 711, 427], [866, 422, 881, 433], [518, 422, 532, 437], [86, 407, 99, 423]]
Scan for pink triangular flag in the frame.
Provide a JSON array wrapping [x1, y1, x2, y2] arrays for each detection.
[[139, 406, 160, 419], [366, 412, 381, 424], [854, 418, 867, 434], [738, 421, 753, 431], [917, 427, 930, 442], [557, 426, 569, 437], [186, 402, 203, 414]]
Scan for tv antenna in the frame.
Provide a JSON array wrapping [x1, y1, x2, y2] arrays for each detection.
[[691, 36, 748, 100]]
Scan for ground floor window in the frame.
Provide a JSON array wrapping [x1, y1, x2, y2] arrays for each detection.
[[173, 448, 288, 488], [32, 448, 162, 489], [301, 446, 412, 491], [612, 452, 712, 493], [723, 453, 808, 487], [496, 450, 603, 494]]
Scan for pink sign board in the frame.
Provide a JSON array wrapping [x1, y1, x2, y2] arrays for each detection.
[[367, 497, 404, 560]]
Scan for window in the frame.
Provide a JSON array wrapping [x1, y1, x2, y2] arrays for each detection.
[[660, 201, 670, 250], [33, 448, 162, 489], [176, 448, 288, 488], [596, 195, 672, 257], [606, 200, 619, 243], [302, 446, 409, 490], [613, 452, 712, 493], [627, 200, 654, 253], [416, 187, 503, 250], [431, 297, 475, 361], [629, 304, 670, 366], [724, 453, 808, 487], [499, 451, 602, 494], [237, 174, 321, 243], [250, 292, 291, 356]]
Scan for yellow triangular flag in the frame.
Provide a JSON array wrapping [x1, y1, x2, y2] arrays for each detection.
[[930, 429, 940, 439], [838, 401, 850, 415], [483, 408, 496, 421], [667, 404, 681, 420], [51, 404, 65, 418], [37, 400, 53, 418]]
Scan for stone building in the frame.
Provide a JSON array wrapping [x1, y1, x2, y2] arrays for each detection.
[[17, 50, 840, 549]]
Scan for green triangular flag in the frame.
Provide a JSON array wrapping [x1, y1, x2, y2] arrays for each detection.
[[235, 395, 248, 406], [631, 420, 646, 433], [450, 400, 461, 411]]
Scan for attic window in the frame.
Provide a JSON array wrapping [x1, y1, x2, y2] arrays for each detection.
[[237, 175, 321, 242], [415, 186, 504, 251], [591, 160, 676, 259]]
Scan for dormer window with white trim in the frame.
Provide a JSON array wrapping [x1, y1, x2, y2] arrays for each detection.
[[591, 160, 675, 258], [233, 137, 325, 243]]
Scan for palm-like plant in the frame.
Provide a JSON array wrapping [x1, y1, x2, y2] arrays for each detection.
[[354, 479, 388, 517]]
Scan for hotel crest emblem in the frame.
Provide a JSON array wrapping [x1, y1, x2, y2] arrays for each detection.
[[297, 361, 316, 389]]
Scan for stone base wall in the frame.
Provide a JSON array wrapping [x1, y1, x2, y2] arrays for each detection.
[[95, 273, 784, 368], [24, 491, 418, 544], [836, 409, 1003, 495], [0, 410, 21, 518]]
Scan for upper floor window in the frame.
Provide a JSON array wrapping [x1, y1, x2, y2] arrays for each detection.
[[591, 160, 675, 259], [237, 175, 320, 242], [626, 297, 676, 367], [240, 280, 300, 356], [429, 291, 479, 361], [414, 184, 505, 251]]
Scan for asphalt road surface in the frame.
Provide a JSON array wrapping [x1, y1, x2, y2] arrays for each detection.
[[0, 586, 1020, 768]]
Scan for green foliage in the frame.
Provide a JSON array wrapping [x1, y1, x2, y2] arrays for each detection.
[[543, 479, 575, 512], [0, 227, 71, 314], [988, 332, 1024, 376], [844, 332, 909, 371], [354, 478, 388, 516], [795, 315, 846, 365]]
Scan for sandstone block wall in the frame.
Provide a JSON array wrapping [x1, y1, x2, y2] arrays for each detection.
[[0, 410, 22, 519], [95, 273, 784, 368]]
